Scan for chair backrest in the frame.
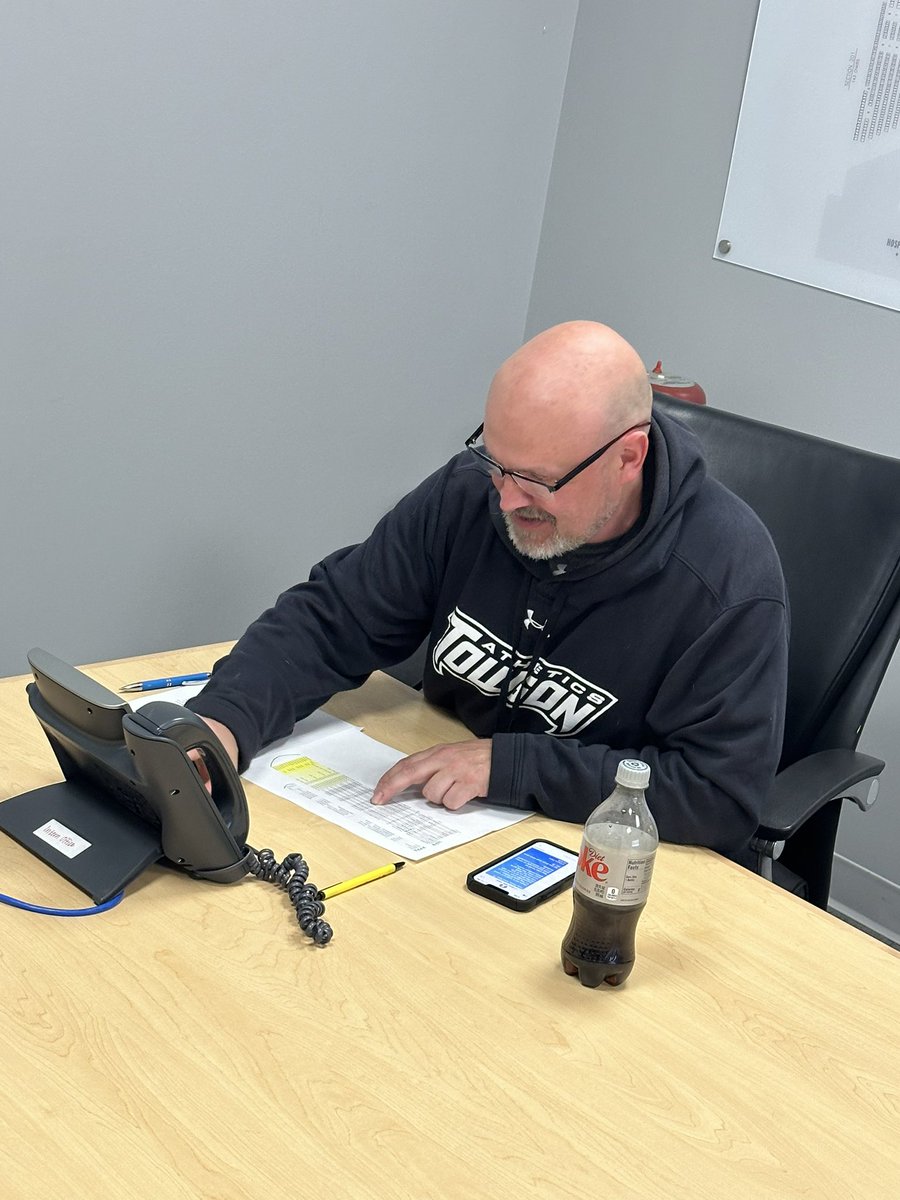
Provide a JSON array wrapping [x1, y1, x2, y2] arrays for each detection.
[[652, 394, 900, 769]]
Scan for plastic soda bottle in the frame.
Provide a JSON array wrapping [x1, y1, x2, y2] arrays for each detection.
[[561, 759, 658, 988]]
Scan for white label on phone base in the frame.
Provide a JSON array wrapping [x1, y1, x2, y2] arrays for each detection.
[[33, 819, 92, 859]]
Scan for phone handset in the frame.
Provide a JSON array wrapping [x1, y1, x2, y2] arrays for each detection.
[[122, 702, 253, 883], [121, 703, 333, 942]]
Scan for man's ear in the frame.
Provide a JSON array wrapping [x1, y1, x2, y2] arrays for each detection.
[[617, 430, 650, 479]]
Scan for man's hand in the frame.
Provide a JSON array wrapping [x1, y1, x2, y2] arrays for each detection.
[[371, 739, 492, 811], [189, 716, 240, 791]]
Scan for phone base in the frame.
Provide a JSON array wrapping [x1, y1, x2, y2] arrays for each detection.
[[0, 780, 163, 904]]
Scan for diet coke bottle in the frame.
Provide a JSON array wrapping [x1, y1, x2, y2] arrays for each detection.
[[561, 759, 657, 988]]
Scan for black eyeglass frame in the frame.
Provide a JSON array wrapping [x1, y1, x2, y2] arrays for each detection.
[[464, 420, 651, 495]]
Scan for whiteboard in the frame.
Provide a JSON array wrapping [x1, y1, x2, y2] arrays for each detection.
[[715, 0, 900, 312]]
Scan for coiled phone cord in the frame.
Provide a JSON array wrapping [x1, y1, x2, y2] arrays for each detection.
[[246, 847, 333, 945]]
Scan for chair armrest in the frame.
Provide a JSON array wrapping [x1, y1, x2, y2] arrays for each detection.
[[756, 749, 884, 842]]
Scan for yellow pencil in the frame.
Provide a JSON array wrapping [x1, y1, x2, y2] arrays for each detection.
[[317, 861, 406, 900]]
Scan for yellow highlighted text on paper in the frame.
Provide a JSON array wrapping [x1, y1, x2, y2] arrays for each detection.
[[273, 756, 346, 788]]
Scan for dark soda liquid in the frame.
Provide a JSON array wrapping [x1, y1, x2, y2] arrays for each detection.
[[561, 889, 645, 988]]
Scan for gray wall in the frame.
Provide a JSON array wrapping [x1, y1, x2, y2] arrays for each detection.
[[527, 0, 899, 935], [3, 1, 577, 675]]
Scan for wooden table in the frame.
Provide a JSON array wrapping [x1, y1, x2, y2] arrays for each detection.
[[1, 645, 898, 1199]]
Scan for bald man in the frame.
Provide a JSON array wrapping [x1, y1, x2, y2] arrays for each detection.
[[188, 322, 788, 863]]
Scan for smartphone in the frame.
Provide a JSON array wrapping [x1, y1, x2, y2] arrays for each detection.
[[466, 838, 579, 912]]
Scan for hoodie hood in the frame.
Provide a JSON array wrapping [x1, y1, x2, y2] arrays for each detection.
[[488, 408, 707, 595]]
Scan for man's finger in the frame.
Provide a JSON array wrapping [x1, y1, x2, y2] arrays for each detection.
[[372, 740, 491, 807], [188, 748, 213, 793], [372, 747, 440, 804]]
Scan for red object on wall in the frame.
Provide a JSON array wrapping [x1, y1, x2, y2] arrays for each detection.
[[648, 361, 707, 405]]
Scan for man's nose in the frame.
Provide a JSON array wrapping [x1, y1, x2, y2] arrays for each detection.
[[493, 471, 535, 509]]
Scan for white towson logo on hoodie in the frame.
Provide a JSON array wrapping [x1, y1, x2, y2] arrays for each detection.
[[432, 607, 618, 736]]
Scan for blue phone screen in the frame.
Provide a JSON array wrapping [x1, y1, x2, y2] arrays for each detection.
[[485, 845, 570, 890]]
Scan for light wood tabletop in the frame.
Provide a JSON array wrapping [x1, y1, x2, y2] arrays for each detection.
[[1, 645, 898, 1199]]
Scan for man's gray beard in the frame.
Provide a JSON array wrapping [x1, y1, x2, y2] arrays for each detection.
[[503, 512, 583, 559], [502, 504, 617, 561]]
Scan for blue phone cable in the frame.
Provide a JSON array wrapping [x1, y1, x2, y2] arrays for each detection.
[[0, 890, 124, 916]]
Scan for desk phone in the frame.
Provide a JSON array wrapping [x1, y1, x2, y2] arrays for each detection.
[[0, 649, 331, 942]]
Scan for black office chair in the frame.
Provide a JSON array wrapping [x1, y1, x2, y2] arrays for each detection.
[[653, 393, 900, 907]]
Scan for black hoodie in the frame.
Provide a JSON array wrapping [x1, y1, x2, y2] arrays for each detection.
[[188, 410, 788, 862]]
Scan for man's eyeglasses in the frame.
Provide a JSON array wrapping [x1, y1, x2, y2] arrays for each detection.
[[464, 421, 651, 496]]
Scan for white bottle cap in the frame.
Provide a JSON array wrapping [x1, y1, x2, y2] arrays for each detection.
[[615, 758, 651, 788]]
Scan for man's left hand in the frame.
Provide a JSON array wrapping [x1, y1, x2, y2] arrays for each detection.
[[371, 739, 492, 810]]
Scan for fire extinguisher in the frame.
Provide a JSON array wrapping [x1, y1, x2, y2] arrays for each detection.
[[648, 361, 706, 405]]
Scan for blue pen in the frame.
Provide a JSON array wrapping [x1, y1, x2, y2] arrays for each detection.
[[119, 672, 211, 693]]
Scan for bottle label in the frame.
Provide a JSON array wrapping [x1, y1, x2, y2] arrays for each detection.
[[573, 840, 655, 906]]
